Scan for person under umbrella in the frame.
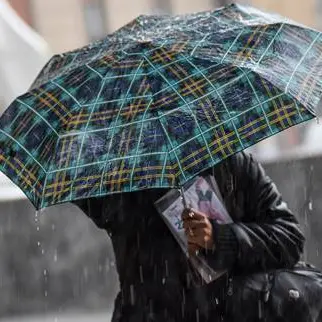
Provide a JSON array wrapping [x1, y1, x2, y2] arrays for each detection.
[[74, 152, 304, 322]]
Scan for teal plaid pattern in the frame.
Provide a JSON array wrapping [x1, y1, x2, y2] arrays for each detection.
[[0, 4, 321, 209]]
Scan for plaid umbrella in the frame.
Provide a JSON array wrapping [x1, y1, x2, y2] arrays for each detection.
[[1, 4, 322, 209]]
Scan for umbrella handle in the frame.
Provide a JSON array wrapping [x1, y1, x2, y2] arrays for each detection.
[[179, 185, 189, 209]]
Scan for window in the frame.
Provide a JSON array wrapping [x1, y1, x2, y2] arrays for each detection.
[[83, 0, 107, 42], [153, 0, 172, 14]]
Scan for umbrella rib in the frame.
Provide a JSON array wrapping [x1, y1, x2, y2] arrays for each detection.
[[0, 129, 46, 172], [238, 68, 274, 135], [129, 98, 154, 191], [253, 23, 284, 69], [168, 92, 286, 154], [190, 34, 209, 57], [220, 29, 245, 64], [51, 80, 82, 110], [285, 33, 321, 93], [143, 55, 216, 165], [98, 59, 145, 194], [40, 175, 48, 209], [68, 78, 108, 199], [46, 151, 167, 174], [16, 99, 60, 137], [85, 64, 104, 79], [58, 69, 248, 139], [158, 118, 186, 182], [185, 57, 245, 150], [293, 101, 304, 120]]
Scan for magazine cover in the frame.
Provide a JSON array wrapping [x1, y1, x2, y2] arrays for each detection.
[[154, 175, 232, 284]]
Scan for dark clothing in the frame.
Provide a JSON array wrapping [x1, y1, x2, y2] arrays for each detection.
[[74, 152, 304, 321]]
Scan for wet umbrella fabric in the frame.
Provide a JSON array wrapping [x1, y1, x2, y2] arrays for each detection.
[[0, 4, 322, 209]]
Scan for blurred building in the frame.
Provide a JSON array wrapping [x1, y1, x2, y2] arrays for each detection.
[[8, 0, 318, 54]]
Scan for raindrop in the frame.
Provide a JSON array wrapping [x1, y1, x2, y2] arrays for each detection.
[[83, 267, 88, 280], [165, 260, 169, 277], [258, 299, 262, 319], [37, 241, 41, 247], [43, 269, 47, 276], [41, 249, 45, 255], [139, 265, 144, 283], [54, 251, 58, 262], [196, 308, 200, 322], [51, 224, 56, 231], [130, 284, 135, 305], [44, 290, 48, 297], [181, 302, 185, 318], [111, 261, 115, 267], [162, 277, 166, 285], [36, 226, 40, 231], [309, 201, 313, 211]]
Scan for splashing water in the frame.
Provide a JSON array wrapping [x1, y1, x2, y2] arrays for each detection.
[[139, 265, 144, 283], [54, 249, 58, 262]]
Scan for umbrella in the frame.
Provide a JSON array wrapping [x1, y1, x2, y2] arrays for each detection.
[[0, 3, 322, 209]]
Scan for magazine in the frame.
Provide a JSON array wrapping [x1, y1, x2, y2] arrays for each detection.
[[154, 175, 233, 284]]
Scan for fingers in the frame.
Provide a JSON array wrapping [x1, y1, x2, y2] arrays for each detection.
[[181, 208, 206, 221], [187, 228, 212, 245], [182, 207, 215, 251], [183, 219, 207, 231]]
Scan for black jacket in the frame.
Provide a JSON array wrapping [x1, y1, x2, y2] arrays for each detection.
[[74, 152, 304, 322]]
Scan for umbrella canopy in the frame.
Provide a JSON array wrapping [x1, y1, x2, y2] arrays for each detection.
[[0, 4, 322, 209]]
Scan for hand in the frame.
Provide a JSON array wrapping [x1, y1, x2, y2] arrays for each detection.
[[182, 208, 215, 256]]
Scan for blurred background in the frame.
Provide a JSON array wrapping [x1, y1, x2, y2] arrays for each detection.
[[0, 0, 322, 321]]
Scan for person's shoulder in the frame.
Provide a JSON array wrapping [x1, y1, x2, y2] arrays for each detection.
[[219, 151, 253, 169]]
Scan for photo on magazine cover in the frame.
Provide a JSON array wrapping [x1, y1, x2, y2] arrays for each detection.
[[155, 175, 232, 283]]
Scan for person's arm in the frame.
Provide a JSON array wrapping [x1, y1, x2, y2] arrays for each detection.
[[72, 196, 116, 231], [200, 153, 304, 273]]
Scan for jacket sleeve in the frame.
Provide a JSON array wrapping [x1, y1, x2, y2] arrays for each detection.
[[204, 152, 305, 274]]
